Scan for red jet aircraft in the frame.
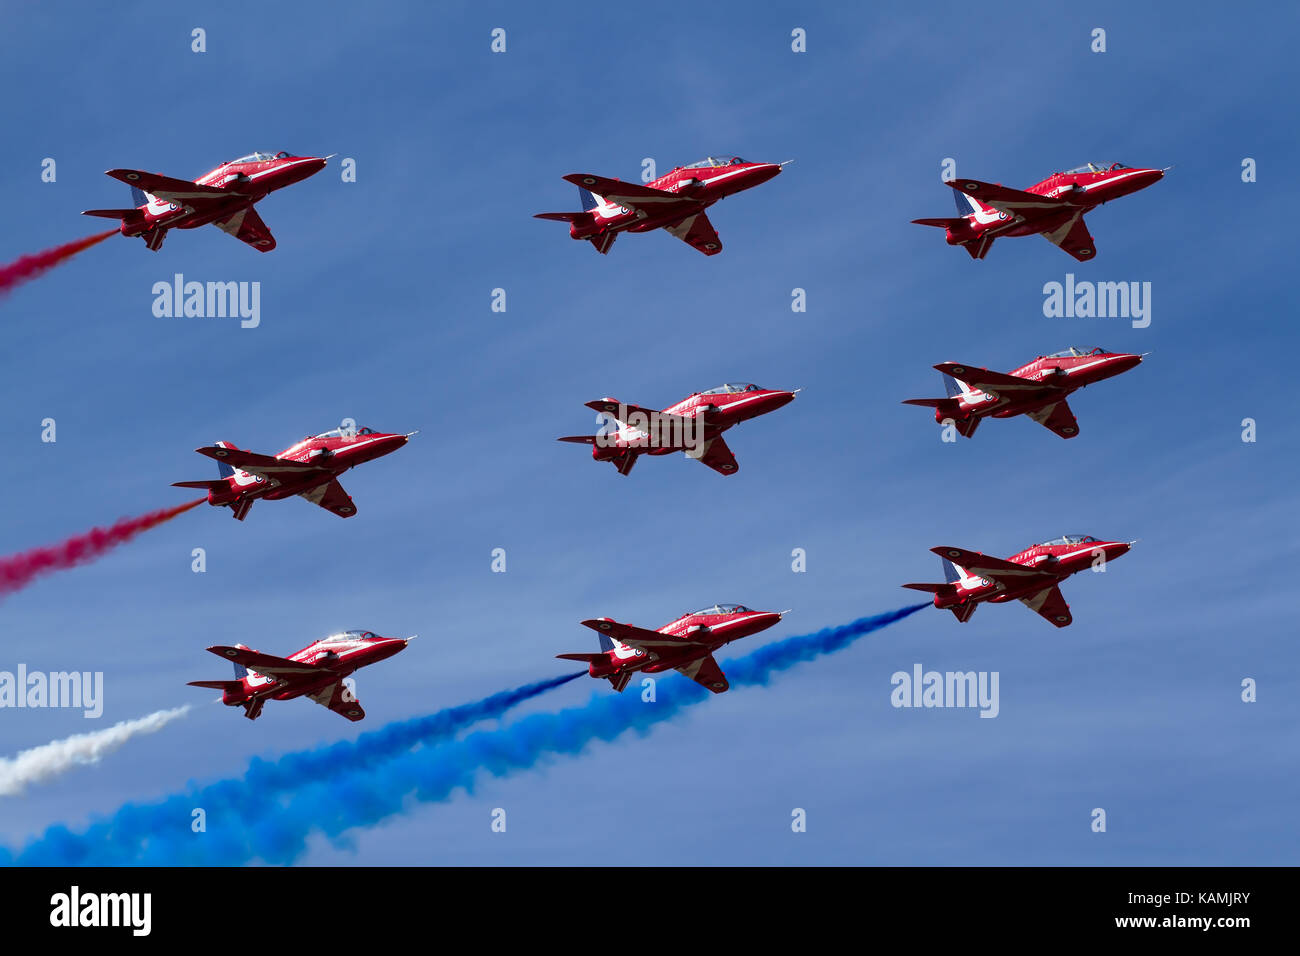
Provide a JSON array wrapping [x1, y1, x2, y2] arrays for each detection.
[[558, 383, 797, 476], [903, 347, 1144, 439], [912, 162, 1166, 260], [558, 604, 785, 694], [83, 150, 330, 252], [903, 537, 1134, 628], [173, 426, 415, 521], [188, 629, 411, 721], [535, 156, 789, 255]]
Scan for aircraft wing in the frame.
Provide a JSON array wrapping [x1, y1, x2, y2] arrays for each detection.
[[214, 205, 277, 252], [105, 169, 229, 204], [307, 680, 366, 721], [1019, 584, 1073, 628], [1041, 211, 1096, 261], [931, 547, 1057, 587], [195, 445, 330, 483], [934, 363, 1057, 397], [580, 619, 703, 652], [298, 478, 357, 517], [563, 174, 699, 215], [675, 653, 730, 694], [664, 211, 722, 256], [205, 645, 323, 678], [584, 398, 697, 434], [686, 435, 739, 475], [1026, 400, 1080, 439], [947, 179, 1069, 218]]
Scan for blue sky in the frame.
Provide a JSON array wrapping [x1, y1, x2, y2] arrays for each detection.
[[0, 0, 1297, 864]]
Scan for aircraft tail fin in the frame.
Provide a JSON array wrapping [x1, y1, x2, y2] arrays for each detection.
[[578, 186, 600, 212], [942, 555, 961, 584], [129, 185, 149, 208], [212, 442, 237, 479], [953, 185, 978, 217]]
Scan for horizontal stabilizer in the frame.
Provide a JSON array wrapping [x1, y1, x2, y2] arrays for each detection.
[[534, 211, 592, 223], [557, 435, 597, 444], [187, 680, 242, 691], [902, 582, 956, 595], [556, 652, 606, 663], [82, 208, 141, 220], [902, 397, 957, 409], [911, 217, 964, 228], [172, 479, 225, 490]]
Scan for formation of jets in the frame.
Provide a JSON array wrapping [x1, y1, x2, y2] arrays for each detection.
[[912, 161, 1165, 260], [138, 151, 1159, 721]]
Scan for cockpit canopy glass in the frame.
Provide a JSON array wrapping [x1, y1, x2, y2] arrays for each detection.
[[321, 629, 376, 643], [312, 426, 378, 439], [700, 383, 760, 395], [1043, 347, 1108, 358], [1062, 162, 1127, 174], [682, 156, 746, 169], [229, 152, 277, 165], [1039, 535, 1099, 547], [689, 603, 750, 616]]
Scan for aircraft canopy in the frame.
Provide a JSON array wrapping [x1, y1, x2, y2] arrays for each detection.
[[1044, 347, 1108, 358], [682, 156, 747, 169], [1039, 535, 1099, 546], [689, 604, 751, 616], [1061, 162, 1128, 174], [321, 630, 377, 643], [312, 426, 379, 439], [701, 383, 760, 395]]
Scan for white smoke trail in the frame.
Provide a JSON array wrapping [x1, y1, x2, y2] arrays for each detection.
[[0, 706, 190, 797]]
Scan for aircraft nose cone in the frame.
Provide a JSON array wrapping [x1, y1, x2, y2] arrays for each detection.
[[1106, 540, 1132, 560]]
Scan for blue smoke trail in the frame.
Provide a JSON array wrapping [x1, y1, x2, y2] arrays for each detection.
[[9, 605, 926, 865], [2, 671, 584, 866]]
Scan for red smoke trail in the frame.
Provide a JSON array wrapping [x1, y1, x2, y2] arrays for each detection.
[[0, 499, 204, 600], [0, 229, 118, 298]]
